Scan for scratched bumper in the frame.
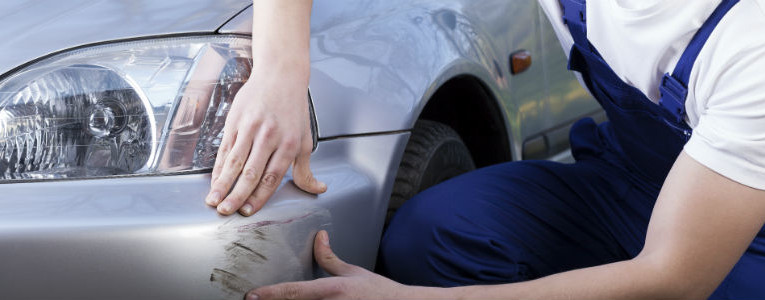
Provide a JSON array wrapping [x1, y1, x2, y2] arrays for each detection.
[[0, 133, 408, 300]]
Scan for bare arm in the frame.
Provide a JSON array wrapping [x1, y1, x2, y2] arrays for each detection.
[[206, 0, 326, 216], [248, 151, 765, 299]]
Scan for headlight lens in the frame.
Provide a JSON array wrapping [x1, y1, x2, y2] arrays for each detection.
[[0, 35, 307, 181]]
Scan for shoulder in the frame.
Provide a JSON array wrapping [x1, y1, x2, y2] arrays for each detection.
[[690, 0, 765, 103], [684, 0, 765, 190]]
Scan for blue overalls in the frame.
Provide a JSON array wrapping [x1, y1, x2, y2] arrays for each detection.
[[378, 0, 765, 298]]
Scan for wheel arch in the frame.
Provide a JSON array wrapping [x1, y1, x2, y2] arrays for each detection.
[[416, 74, 512, 168]]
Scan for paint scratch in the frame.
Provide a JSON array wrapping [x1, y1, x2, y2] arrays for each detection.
[[209, 268, 253, 295], [236, 212, 315, 232], [226, 241, 267, 261]]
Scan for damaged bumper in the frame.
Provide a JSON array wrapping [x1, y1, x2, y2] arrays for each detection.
[[0, 133, 408, 300]]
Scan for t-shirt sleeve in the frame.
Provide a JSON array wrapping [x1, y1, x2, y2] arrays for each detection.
[[684, 12, 765, 190]]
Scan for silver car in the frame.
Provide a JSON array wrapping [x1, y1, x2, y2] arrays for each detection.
[[0, 1, 599, 299]]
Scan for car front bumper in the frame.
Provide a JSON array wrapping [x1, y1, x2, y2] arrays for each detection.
[[0, 133, 408, 300]]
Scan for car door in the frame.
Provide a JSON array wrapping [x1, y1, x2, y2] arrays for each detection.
[[537, 2, 602, 159], [505, 0, 601, 160]]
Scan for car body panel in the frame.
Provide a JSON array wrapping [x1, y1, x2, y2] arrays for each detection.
[[224, 1, 514, 140], [222, 0, 598, 159], [0, 133, 408, 300], [0, 0, 599, 299], [0, 0, 250, 76]]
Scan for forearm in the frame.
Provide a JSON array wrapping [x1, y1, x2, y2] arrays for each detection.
[[449, 257, 690, 300], [444, 152, 765, 300], [251, 0, 312, 80]]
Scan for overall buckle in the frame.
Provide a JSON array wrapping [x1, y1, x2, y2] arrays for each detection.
[[659, 73, 688, 123]]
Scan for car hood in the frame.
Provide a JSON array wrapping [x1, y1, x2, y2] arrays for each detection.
[[0, 0, 250, 77]]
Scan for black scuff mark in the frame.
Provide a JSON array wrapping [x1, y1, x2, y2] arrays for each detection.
[[210, 268, 254, 295], [236, 212, 315, 233], [252, 229, 267, 241], [226, 241, 267, 262], [210, 224, 273, 297], [211, 210, 325, 298]]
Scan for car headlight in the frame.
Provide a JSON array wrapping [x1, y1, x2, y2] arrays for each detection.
[[0, 35, 316, 182]]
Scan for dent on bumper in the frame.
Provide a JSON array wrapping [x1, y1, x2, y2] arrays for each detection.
[[0, 132, 408, 300]]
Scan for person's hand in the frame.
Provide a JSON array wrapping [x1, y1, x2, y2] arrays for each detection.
[[204, 64, 326, 216], [247, 230, 441, 300]]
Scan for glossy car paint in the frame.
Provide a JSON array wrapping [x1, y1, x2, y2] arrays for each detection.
[[0, 133, 409, 299], [223, 0, 597, 158], [0, 0, 251, 76], [0, 0, 596, 299]]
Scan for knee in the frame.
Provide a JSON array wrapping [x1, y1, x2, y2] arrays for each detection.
[[377, 163, 547, 285], [380, 190, 443, 259], [377, 190, 453, 284], [379, 203, 537, 286]]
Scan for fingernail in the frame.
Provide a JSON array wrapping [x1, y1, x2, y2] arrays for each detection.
[[241, 204, 253, 216], [218, 201, 233, 214], [205, 192, 220, 206], [321, 230, 330, 247], [246, 293, 259, 300]]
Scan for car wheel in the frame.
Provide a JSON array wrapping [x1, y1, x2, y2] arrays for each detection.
[[386, 120, 475, 224]]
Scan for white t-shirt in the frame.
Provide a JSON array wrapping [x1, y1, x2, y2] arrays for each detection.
[[539, 0, 765, 190]]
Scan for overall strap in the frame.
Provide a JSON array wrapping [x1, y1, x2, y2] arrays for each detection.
[[660, 0, 740, 123], [560, 0, 588, 47]]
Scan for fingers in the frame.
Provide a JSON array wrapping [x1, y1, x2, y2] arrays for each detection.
[[239, 147, 295, 215], [292, 152, 327, 194], [206, 129, 238, 207], [206, 98, 323, 217], [313, 230, 361, 277], [218, 137, 275, 216], [247, 232, 367, 300], [210, 123, 238, 185], [248, 279, 338, 300], [208, 131, 255, 214]]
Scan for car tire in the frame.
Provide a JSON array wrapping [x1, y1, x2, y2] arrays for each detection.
[[386, 120, 475, 224]]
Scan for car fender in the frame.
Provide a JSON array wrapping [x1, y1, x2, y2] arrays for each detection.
[[220, 0, 516, 140]]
